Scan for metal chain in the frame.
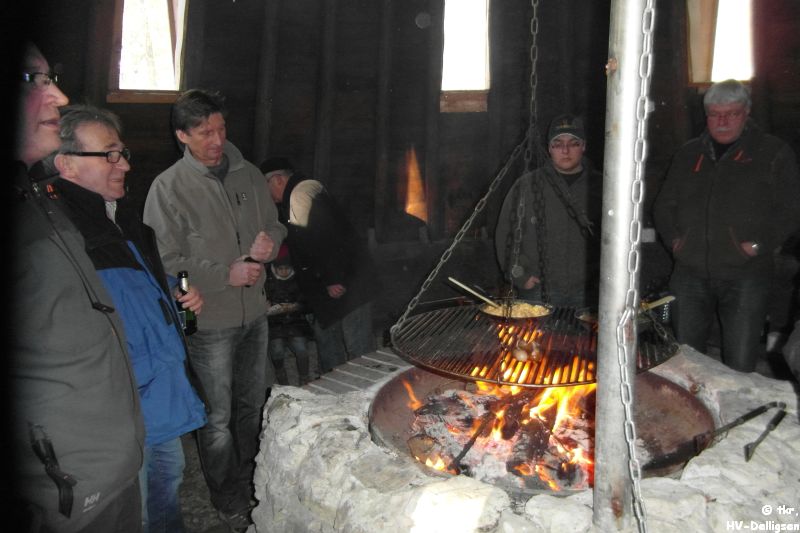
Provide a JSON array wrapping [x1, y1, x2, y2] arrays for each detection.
[[525, 0, 550, 302], [617, 2, 656, 532], [523, 0, 540, 173], [390, 136, 529, 335], [505, 177, 527, 300]]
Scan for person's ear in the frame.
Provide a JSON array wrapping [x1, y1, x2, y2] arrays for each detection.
[[175, 129, 189, 145], [54, 153, 77, 180]]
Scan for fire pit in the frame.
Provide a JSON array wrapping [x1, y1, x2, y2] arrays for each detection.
[[369, 366, 714, 497], [252, 347, 800, 532]]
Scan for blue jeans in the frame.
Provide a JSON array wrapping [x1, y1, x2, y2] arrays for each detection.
[[669, 269, 770, 372], [313, 302, 375, 373], [186, 314, 273, 514], [138, 438, 185, 533]]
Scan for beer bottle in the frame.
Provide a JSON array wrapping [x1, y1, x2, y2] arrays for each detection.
[[176, 271, 197, 335]]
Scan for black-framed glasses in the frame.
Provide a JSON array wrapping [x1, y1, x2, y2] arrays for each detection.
[[22, 71, 59, 89], [63, 148, 131, 164]]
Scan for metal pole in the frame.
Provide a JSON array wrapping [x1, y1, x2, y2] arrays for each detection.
[[594, 0, 654, 530]]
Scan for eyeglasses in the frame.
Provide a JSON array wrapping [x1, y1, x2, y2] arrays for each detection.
[[22, 71, 59, 89], [63, 148, 132, 164], [549, 140, 584, 151], [706, 109, 745, 121]]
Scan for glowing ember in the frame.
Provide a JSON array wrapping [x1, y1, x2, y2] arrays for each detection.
[[405, 377, 596, 491]]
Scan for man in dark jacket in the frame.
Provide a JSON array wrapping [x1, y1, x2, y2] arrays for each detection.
[[495, 114, 603, 308], [50, 105, 207, 532], [653, 79, 800, 372], [12, 44, 145, 532], [260, 157, 378, 373]]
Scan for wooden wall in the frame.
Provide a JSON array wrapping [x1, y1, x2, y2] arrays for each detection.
[[18, 0, 800, 243]]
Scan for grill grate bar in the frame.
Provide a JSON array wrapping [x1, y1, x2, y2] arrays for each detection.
[[392, 304, 678, 388]]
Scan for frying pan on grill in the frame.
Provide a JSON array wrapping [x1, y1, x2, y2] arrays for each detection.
[[446, 277, 553, 320]]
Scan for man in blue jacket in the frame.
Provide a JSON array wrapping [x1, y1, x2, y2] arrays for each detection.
[[50, 105, 207, 532], [654, 79, 800, 372]]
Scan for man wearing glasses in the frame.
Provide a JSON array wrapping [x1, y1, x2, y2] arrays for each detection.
[[12, 45, 145, 532], [495, 114, 603, 308], [52, 105, 208, 533], [654, 79, 800, 373]]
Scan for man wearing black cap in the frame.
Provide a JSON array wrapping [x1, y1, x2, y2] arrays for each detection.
[[495, 114, 603, 308], [260, 157, 378, 374]]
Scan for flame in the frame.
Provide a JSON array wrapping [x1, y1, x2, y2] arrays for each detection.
[[402, 380, 423, 410], [424, 455, 447, 471], [404, 372, 597, 490], [404, 147, 427, 222]]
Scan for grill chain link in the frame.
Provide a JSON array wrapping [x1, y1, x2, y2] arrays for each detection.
[[618, 2, 656, 531]]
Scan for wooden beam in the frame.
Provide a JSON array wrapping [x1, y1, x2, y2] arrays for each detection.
[[253, 0, 281, 165], [314, 0, 336, 183], [374, 0, 393, 241], [425, 0, 445, 240]]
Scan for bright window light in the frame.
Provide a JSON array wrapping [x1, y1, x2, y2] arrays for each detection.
[[119, 0, 187, 90], [441, 0, 490, 91], [711, 0, 753, 81]]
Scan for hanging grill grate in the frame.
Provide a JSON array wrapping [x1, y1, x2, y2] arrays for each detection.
[[391, 303, 678, 388]]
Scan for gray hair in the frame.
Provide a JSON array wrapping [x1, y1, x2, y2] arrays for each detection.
[[703, 79, 751, 110], [58, 105, 123, 153]]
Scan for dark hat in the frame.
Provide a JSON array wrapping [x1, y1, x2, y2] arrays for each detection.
[[259, 157, 293, 175], [548, 114, 585, 144]]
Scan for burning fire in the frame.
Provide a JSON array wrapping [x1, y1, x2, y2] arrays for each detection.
[[406, 322, 597, 491], [403, 147, 427, 223], [406, 377, 596, 491]]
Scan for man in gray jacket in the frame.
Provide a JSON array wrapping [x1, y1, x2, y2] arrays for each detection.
[[143, 89, 286, 531], [12, 42, 145, 533]]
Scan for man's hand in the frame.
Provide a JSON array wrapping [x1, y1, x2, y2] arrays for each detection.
[[249, 231, 275, 262], [229, 256, 264, 287], [523, 276, 540, 290], [175, 285, 204, 314], [327, 284, 346, 299]]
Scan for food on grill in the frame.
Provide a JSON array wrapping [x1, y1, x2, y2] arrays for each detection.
[[481, 301, 551, 319]]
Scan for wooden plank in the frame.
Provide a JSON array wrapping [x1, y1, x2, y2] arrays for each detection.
[[253, 0, 281, 164], [313, 0, 336, 181]]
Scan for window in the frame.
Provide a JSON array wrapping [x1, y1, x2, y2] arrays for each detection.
[[440, 0, 490, 112], [687, 0, 753, 84], [108, 0, 188, 103]]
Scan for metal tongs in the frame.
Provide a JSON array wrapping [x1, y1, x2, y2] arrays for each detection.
[[744, 401, 787, 461]]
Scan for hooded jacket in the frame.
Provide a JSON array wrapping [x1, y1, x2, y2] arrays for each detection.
[[654, 121, 800, 280], [143, 141, 287, 329], [277, 173, 377, 327]]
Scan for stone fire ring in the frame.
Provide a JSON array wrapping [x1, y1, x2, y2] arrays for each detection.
[[253, 347, 800, 532]]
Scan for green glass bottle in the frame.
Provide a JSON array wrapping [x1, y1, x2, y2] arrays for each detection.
[[177, 270, 197, 335]]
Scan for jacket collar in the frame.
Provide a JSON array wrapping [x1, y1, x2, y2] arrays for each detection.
[[181, 140, 246, 177], [700, 119, 760, 160], [52, 178, 123, 250]]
